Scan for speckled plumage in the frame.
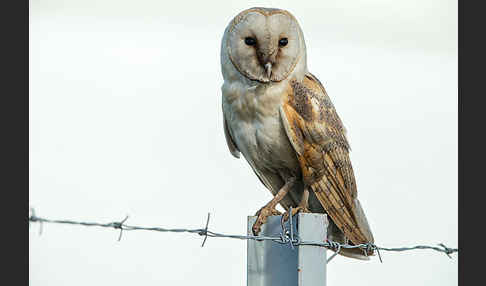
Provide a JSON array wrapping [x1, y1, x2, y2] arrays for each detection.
[[221, 7, 375, 260]]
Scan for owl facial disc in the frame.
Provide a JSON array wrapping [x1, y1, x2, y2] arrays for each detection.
[[226, 8, 304, 83]]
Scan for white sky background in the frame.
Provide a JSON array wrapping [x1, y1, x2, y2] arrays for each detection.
[[29, 0, 457, 285]]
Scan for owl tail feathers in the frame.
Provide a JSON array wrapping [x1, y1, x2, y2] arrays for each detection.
[[326, 204, 375, 261], [337, 199, 376, 260]]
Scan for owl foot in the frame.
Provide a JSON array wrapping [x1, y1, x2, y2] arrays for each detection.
[[282, 206, 311, 222], [252, 205, 281, 236], [254, 206, 282, 217], [282, 188, 311, 222], [252, 178, 296, 236]]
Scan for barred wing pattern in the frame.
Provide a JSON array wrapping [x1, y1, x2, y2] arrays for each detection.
[[280, 73, 374, 255]]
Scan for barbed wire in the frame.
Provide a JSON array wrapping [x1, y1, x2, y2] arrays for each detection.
[[28, 208, 457, 263]]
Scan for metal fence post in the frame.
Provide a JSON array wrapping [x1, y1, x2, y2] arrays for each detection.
[[247, 213, 328, 286]]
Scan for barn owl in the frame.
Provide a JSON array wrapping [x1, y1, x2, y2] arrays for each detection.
[[221, 7, 375, 260]]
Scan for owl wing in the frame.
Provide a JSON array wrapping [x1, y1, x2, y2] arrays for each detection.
[[280, 73, 374, 253], [223, 103, 241, 159]]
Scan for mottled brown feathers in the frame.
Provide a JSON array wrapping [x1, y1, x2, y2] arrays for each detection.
[[289, 80, 314, 121], [281, 73, 374, 253]]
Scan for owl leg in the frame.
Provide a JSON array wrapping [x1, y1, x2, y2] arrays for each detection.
[[282, 188, 311, 222], [252, 177, 296, 236]]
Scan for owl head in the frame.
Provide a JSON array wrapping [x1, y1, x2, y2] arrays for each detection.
[[221, 7, 308, 83]]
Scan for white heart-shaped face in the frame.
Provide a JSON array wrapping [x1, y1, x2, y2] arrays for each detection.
[[226, 8, 304, 83]]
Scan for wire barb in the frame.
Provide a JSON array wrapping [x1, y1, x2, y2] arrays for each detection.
[[28, 210, 458, 261], [326, 240, 341, 263], [369, 243, 382, 263], [112, 215, 129, 241], [199, 213, 211, 247], [279, 207, 296, 250], [438, 243, 454, 259]]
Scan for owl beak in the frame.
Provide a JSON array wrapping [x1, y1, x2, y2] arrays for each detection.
[[264, 62, 272, 78]]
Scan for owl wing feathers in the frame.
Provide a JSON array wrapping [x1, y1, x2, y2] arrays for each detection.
[[223, 105, 241, 159], [280, 73, 374, 253]]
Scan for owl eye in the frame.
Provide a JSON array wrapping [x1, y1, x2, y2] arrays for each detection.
[[244, 37, 257, 46], [279, 38, 288, 47]]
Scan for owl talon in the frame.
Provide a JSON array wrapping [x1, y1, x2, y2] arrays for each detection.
[[252, 178, 296, 236], [252, 205, 281, 236], [282, 188, 311, 222], [282, 206, 311, 222], [254, 206, 282, 216]]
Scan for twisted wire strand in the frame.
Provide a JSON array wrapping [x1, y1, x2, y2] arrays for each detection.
[[28, 210, 458, 261]]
